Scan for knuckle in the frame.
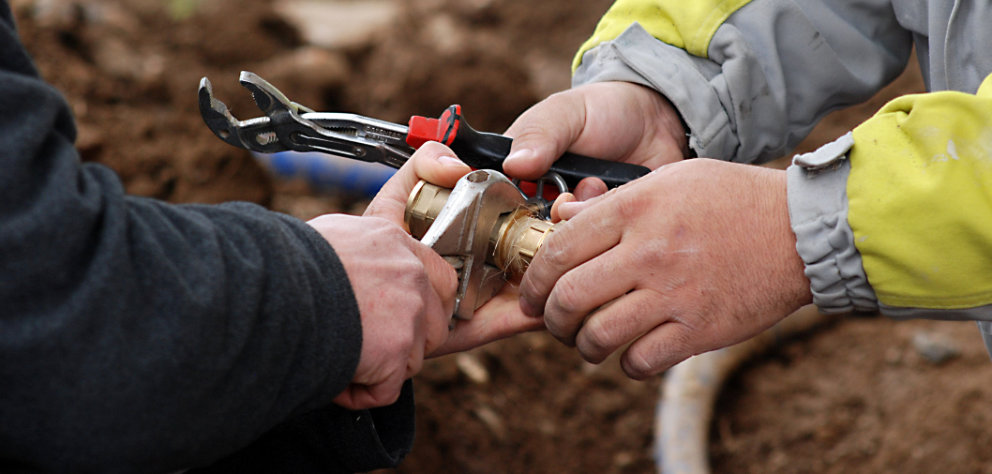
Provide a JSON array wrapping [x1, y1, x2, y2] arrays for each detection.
[[407, 356, 424, 378], [578, 319, 616, 358], [537, 231, 569, 270], [543, 314, 574, 344], [372, 383, 403, 407], [548, 274, 584, 315], [405, 290, 429, 318], [613, 193, 646, 222], [621, 349, 657, 379], [383, 323, 417, 354]]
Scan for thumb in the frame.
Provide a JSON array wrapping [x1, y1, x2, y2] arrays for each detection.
[[502, 93, 587, 180], [365, 142, 471, 225]]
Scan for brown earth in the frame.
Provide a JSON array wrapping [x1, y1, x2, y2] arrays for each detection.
[[11, 0, 992, 473]]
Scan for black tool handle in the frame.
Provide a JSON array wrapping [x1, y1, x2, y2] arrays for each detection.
[[407, 105, 650, 189]]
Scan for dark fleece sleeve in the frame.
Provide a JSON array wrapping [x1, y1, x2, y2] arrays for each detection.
[[0, 4, 413, 473]]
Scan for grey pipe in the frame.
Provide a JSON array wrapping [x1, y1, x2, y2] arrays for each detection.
[[655, 306, 837, 474]]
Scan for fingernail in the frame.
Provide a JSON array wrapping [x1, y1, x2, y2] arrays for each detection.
[[519, 295, 540, 317], [438, 155, 465, 167], [503, 148, 534, 166]]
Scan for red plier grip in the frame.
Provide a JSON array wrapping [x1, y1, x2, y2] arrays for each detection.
[[405, 105, 650, 191]]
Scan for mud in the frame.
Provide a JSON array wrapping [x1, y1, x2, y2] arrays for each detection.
[[12, 0, 992, 472]]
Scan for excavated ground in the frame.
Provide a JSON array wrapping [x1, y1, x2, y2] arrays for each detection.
[[12, 0, 992, 472]]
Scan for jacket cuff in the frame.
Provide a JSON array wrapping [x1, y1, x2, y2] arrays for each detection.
[[787, 133, 878, 314], [191, 381, 416, 473], [572, 23, 740, 162]]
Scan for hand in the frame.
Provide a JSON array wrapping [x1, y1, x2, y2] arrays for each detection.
[[501, 81, 690, 196], [307, 213, 453, 410], [519, 159, 812, 379], [365, 142, 545, 358], [309, 146, 472, 410]]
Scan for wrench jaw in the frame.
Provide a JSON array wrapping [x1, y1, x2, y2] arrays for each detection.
[[197, 77, 244, 147], [197, 76, 287, 153], [238, 70, 315, 116], [419, 170, 530, 321], [200, 71, 415, 166]]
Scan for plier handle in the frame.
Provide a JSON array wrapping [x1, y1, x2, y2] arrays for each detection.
[[198, 71, 650, 190]]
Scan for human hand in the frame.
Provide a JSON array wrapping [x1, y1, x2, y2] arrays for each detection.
[[519, 159, 812, 379], [365, 142, 545, 358], [307, 213, 453, 410], [501, 81, 690, 198], [308, 146, 473, 410]]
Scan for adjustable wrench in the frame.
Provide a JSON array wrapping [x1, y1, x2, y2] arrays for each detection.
[[405, 169, 554, 321]]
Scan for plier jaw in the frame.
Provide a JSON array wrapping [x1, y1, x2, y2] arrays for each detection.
[[198, 71, 414, 168]]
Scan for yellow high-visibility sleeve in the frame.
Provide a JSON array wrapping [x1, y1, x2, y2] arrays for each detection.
[[847, 73, 992, 309], [572, 0, 753, 71]]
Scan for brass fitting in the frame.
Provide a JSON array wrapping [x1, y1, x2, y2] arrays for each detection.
[[405, 180, 451, 239], [405, 179, 553, 281], [490, 208, 554, 279]]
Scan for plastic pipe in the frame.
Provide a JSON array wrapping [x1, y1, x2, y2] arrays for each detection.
[[655, 306, 837, 474], [255, 151, 397, 197]]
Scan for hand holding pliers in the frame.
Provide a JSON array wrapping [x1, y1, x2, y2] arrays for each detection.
[[198, 71, 650, 192]]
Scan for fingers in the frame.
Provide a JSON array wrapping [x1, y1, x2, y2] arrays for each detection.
[[428, 288, 545, 357], [548, 177, 607, 222], [571, 289, 662, 364], [549, 193, 575, 223], [333, 376, 405, 410], [572, 177, 608, 201], [365, 142, 471, 224], [556, 199, 597, 222], [406, 239, 458, 354], [619, 320, 709, 379], [541, 244, 637, 346], [518, 206, 622, 317], [503, 91, 588, 180]]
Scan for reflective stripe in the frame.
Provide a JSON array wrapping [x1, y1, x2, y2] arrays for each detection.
[[572, 0, 753, 71]]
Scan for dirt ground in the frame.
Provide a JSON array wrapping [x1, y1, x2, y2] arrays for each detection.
[[11, 0, 992, 472]]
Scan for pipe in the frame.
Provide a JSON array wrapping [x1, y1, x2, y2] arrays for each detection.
[[254, 151, 397, 197], [655, 306, 837, 474]]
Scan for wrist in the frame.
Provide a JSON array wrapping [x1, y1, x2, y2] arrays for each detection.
[[639, 85, 691, 159], [770, 169, 814, 308]]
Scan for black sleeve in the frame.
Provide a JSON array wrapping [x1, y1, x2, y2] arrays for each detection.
[[0, 3, 413, 473], [193, 381, 416, 474]]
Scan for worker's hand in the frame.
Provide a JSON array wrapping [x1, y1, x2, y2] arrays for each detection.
[[308, 213, 454, 411], [501, 81, 690, 192], [365, 142, 544, 357], [519, 159, 813, 379]]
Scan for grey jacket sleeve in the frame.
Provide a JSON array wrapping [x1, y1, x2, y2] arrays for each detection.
[[788, 135, 992, 356], [573, 0, 913, 163], [0, 4, 412, 472], [786, 133, 876, 314]]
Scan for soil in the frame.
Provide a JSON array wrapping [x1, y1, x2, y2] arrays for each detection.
[[11, 0, 992, 473]]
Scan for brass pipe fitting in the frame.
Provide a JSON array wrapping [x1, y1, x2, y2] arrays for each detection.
[[490, 208, 554, 279], [405, 180, 451, 239], [405, 179, 553, 281]]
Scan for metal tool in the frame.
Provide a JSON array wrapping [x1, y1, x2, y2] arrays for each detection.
[[405, 169, 555, 320], [198, 71, 651, 193], [198, 71, 644, 320], [199, 71, 412, 169]]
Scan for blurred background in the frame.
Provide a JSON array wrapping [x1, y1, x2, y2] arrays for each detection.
[[11, 0, 992, 472]]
